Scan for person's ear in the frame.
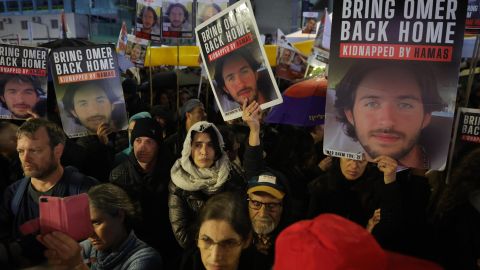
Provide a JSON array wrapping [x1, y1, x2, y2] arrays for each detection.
[[53, 143, 64, 161], [0, 96, 5, 103], [345, 109, 354, 125], [421, 112, 432, 129], [185, 111, 192, 121]]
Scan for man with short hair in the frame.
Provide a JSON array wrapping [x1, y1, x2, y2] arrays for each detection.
[[110, 117, 180, 269], [334, 61, 445, 168], [165, 98, 207, 159], [166, 3, 190, 31], [0, 118, 98, 267], [214, 50, 277, 111], [62, 80, 124, 134], [0, 75, 46, 119]]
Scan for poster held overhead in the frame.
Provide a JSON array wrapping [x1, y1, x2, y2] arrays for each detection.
[[51, 44, 128, 138], [125, 34, 150, 67], [196, 0, 282, 121], [323, 0, 467, 170], [0, 44, 48, 120], [135, 0, 162, 42], [162, 0, 194, 38]]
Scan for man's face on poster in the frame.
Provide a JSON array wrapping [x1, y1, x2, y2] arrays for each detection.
[[222, 55, 259, 105], [169, 6, 186, 28], [70, 85, 114, 133], [1, 80, 40, 118], [303, 19, 316, 33], [200, 5, 219, 23], [142, 8, 156, 31], [131, 45, 142, 62], [281, 49, 291, 63], [344, 68, 431, 160]]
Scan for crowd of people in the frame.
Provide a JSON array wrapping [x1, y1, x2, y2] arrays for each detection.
[[0, 73, 478, 270]]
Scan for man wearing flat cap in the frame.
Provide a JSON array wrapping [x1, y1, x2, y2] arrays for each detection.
[[247, 171, 291, 266]]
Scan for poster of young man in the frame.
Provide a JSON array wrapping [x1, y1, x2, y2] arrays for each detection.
[[306, 9, 331, 77], [125, 34, 150, 67], [50, 45, 128, 138], [135, 0, 162, 42], [196, 0, 283, 121], [302, 11, 319, 34], [276, 46, 308, 81], [196, 0, 228, 26], [446, 107, 480, 181], [323, 0, 467, 170], [0, 44, 48, 120], [162, 0, 194, 38]]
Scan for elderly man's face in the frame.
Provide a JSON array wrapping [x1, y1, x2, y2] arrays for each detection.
[[222, 55, 259, 104], [169, 6, 186, 28], [71, 85, 114, 133], [1, 80, 40, 118], [345, 68, 431, 161], [248, 192, 283, 235]]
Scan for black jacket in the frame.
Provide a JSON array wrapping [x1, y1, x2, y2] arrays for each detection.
[[110, 151, 181, 268], [168, 168, 245, 249]]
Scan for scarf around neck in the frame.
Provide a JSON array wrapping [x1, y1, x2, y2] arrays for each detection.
[[170, 121, 231, 195]]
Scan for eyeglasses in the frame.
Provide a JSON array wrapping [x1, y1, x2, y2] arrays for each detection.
[[197, 236, 243, 250], [247, 198, 283, 212]]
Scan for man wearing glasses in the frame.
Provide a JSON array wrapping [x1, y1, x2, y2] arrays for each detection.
[[246, 171, 290, 266]]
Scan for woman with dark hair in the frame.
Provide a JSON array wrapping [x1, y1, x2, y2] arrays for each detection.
[[433, 148, 480, 270], [180, 192, 268, 270], [169, 121, 245, 249], [37, 184, 163, 269], [169, 102, 262, 249]]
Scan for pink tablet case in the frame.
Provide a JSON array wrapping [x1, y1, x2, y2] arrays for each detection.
[[20, 193, 93, 241]]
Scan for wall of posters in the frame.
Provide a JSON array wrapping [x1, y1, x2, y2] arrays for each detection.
[[196, 0, 282, 121], [50, 45, 128, 138], [0, 44, 48, 120], [323, 0, 467, 170]]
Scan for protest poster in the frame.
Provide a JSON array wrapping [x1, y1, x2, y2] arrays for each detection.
[[466, 0, 480, 33], [116, 21, 129, 55], [162, 0, 194, 38], [196, 0, 228, 26], [135, 0, 162, 42], [276, 29, 294, 49], [196, 0, 283, 121], [323, 0, 467, 170], [50, 45, 128, 138], [276, 46, 308, 81], [302, 11, 319, 34], [125, 34, 150, 67], [446, 107, 480, 181], [0, 44, 48, 120], [306, 9, 331, 78]]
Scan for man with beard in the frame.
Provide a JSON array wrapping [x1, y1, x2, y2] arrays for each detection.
[[0, 118, 98, 267], [110, 118, 181, 269], [214, 50, 278, 112], [62, 80, 126, 135], [139, 5, 160, 37], [166, 3, 191, 31], [334, 61, 445, 169], [246, 171, 290, 267], [0, 75, 46, 119]]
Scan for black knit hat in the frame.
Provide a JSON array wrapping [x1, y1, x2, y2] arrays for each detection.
[[130, 118, 163, 146]]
